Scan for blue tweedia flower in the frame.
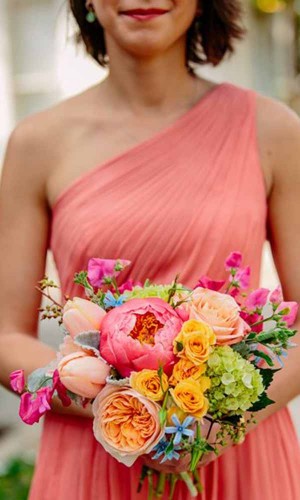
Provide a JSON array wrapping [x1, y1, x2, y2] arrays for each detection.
[[151, 439, 181, 463], [165, 414, 195, 446], [103, 290, 126, 308]]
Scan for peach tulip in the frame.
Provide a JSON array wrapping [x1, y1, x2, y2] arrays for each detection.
[[63, 297, 106, 338], [58, 352, 110, 399]]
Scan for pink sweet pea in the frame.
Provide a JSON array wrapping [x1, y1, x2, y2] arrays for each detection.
[[225, 251, 242, 270], [277, 301, 299, 327], [269, 285, 283, 306], [195, 276, 225, 292], [19, 387, 53, 425], [119, 279, 142, 294], [88, 258, 131, 288], [10, 370, 25, 394], [100, 298, 183, 377], [52, 369, 72, 407], [234, 266, 251, 290], [245, 288, 270, 310]]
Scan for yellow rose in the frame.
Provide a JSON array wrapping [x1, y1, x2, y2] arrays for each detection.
[[174, 320, 216, 366], [170, 378, 210, 419], [169, 358, 207, 386], [129, 369, 169, 402]]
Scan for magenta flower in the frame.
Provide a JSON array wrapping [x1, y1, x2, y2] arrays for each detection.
[[119, 279, 142, 294], [225, 251, 242, 270], [100, 297, 183, 377], [52, 369, 72, 407], [245, 288, 270, 310], [234, 266, 251, 290], [10, 370, 25, 394], [195, 275, 225, 292], [269, 286, 283, 306], [240, 311, 263, 333], [19, 387, 53, 425], [87, 258, 131, 288], [277, 301, 299, 327]]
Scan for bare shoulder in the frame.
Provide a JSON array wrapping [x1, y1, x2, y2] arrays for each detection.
[[2, 84, 99, 202], [255, 92, 300, 196]]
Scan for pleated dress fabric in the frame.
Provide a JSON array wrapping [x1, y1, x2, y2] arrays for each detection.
[[29, 82, 300, 500]]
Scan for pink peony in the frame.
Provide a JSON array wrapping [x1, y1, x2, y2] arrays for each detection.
[[88, 258, 131, 288], [92, 385, 164, 467], [63, 297, 106, 338], [182, 287, 249, 345], [10, 370, 25, 394], [100, 298, 183, 377], [58, 351, 110, 399]]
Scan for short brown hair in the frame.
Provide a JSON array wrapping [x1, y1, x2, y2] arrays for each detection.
[[69, 0, 245, 70]]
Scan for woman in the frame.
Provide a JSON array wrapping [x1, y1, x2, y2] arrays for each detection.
[[0, 0, 299, 498]]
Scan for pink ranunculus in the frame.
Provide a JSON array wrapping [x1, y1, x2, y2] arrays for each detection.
[[234, 266, 251, 289], [195, 276, 225, 292], [87, 258, 131, 288], [63, 297, 106, 338], [182, 287, 250, 345], [58, 351, 110, 399], [19, 387, 53, 425], [100, 298, 183, 377], [269, 285, 283, 306], [119, 279, 143, 294], [92, 385, 164, 467], [276, 301, 299, 327], [10, 370, 25, 394], [245, 288, 270, 310], [225, 251, 242, 270]]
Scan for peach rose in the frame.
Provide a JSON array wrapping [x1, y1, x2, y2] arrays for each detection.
[[58, 351, 110, 399], [169, 357, 207, 386], [92, 385, 164, 466], [183, 287, 250, 345], [170, 378, 210, 419], [63, 298, 106, 338]]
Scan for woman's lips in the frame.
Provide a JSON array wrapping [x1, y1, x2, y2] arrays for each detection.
[[120, 8, 169, 21]]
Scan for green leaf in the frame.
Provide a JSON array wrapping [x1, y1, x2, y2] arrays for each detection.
[[231, 341, 251, 358], [248, 391, 275, 412], [219, 415, 242, 426], [175, 341, 184, 352], [159, 408, 167, 427], [252, 350, 274, 367], [259, 368, 281, 390]]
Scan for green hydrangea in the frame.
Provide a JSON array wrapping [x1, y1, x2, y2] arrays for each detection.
[[122, 283, 186, 302], [206, 346, 264, 418]]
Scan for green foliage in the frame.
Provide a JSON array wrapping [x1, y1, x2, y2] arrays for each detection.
[[0, 457, 34, 500], [248, 391, 275, 412]]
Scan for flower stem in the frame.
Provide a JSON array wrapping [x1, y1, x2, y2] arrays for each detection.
[[155, 472, 166, 498], [111, 277, 121, 296], [193, 469, 203, 494], [168, 474, 178, 500], [179, 472, 198, 497], [147, 469, 154, 500]]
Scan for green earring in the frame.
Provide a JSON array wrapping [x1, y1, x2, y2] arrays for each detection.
[[86, 6, 96, 23]]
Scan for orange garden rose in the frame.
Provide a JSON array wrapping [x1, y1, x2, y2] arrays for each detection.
[[170, 378, 211, 419], [182, 287, 250, 345], [173, 319, 216, 365], [92, 385, 164, 466], [169, 357, 207, 386], [130, 370, 169, 402]]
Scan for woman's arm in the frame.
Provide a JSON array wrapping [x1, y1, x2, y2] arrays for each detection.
[[0, 117, 92, 418]]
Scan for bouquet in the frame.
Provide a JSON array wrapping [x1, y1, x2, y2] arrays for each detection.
[[10, 252, 298, 498]]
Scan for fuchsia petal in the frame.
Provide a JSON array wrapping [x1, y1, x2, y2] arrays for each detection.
[[269, 285, 283, 305], [225, 251, 242, 270], [10, 369, 25, 394], [196, 276, 225, 292], [245, 288, 270, 310], [87, 258, 131, 288], [277, 301, 299, 327], [53, 369, 72, 407], [234, 266, 251, 289]]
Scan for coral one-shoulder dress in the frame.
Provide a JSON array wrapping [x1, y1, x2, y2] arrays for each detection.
[[29, 82, 300, 499]]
